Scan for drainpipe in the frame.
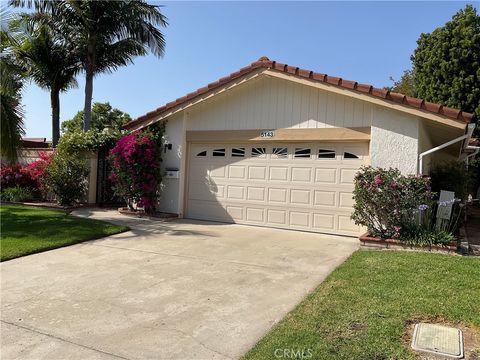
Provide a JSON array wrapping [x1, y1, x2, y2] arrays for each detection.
[[417, 123, 476, 175]]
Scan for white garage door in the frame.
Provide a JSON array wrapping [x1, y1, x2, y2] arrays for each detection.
[[186, 142, 368, 236]]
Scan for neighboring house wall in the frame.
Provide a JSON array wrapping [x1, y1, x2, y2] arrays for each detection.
[[17, 149, 54, 165]]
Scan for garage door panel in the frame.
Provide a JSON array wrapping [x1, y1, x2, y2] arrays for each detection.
[[313, 213, 335, 231], [267, 209, 286, 225], [248, 166, 267, 180], [338, 215, 360, 232], [291, 167, 312, 182], [290, 211, 310, 227], [314, 190, 336, 207], [210, 166, 226, 178], [247, 187, 265, 201], [188, 181, 225, 201], [227, 185, 245, 200], [187, 142, 367, 236], [188, 200, 232, 223], [290, 189, 311, 205], [340, 168, 358, 184], [268, 188, 287, 203], [188, 165, 209, 181], [226, 205, 243, 221], [269, 167, 289, 181], [314, 168, 337, 184], [228, 165, 246, 179], [246, 207, 265, 222], [339, 192, 355, 208]]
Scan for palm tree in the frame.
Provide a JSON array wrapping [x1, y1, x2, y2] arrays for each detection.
[[13, 19, 79, 147], [73, 1, 168, 131], [1, 8, 25, 162], [11, 0, 168, 131]]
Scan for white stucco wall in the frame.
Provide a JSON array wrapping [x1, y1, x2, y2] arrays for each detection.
[[370, 107, 419, 175], [157, 113, 183, 213]]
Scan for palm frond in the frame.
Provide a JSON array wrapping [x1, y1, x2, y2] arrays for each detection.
[[94, 38, 146, 73], [13, 18, 80, 92], [1, 6, 26, 162], [1, 93, 25, 162]]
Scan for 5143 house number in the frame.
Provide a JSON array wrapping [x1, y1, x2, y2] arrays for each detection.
[[260, 130, 274, 138]]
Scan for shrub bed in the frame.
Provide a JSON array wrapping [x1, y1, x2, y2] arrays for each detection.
[[351, 166, 458, 246], [1, 151, 52, 200]]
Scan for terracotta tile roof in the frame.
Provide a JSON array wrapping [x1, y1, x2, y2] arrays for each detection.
[[469, 138, 479, 146], [125, 56, 475, 129], [20, 138, 51, 149]]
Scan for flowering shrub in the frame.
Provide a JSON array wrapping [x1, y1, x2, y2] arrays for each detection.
[[109, 131, 162, 212], [351, 166, 434, 239], [1, 164, 37, 189], [23, 151, 53, 196], [1, 152, 53, 199]]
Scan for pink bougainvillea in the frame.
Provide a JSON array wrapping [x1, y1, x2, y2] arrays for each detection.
[[109, 131, 162, 212], [1, 151, 52, 196], [23, 151, 53, 195]]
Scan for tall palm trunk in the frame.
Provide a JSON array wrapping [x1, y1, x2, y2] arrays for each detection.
[[50, 88, 60, 147], [83, 40, 96, 132]]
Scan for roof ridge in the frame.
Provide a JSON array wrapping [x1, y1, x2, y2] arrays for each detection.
[[125, 57, 475, 129]]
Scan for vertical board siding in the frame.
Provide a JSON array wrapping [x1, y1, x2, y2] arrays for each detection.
[[187, 76, 373, 131]]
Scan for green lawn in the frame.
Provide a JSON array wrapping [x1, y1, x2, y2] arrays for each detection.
[[0, 204, 129, 261], [243, 251, 480, 360]]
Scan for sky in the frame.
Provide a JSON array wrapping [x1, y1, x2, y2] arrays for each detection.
[[17, 1, 475, 138]]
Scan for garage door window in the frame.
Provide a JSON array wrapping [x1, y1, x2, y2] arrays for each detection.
[[213, 148, 226, 157], [343, 152, 359, 159], [231, 147, 245, 157], [251, 147, 266, 158], [196, 150, 207, 157], [272, 147, 288, 159], [294, 147, 311, 158], [318, 149, 336, 159]]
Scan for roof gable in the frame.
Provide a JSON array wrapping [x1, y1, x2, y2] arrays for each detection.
[[125, 57, 474, 130]]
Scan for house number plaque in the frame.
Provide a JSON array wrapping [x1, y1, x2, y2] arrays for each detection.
[[260, 130, 274, 138]]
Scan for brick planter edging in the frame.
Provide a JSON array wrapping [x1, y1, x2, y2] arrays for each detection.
[[118, 207, 178, 221], [359, 233, 458, 254]]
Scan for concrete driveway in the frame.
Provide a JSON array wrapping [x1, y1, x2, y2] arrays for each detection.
[[1, 209, 358, 360]]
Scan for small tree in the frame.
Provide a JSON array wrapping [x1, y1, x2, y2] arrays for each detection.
[[43, 149, 89, 206], [61, 102, 131, 134], [109, 130, 162, 212], [386, 70, 415, 96]]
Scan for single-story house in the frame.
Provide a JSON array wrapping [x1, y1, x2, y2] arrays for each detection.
[[125, 57, 477, 236]]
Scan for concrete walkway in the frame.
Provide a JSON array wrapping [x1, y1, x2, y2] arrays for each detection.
[[1, 209, 358, 360]]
